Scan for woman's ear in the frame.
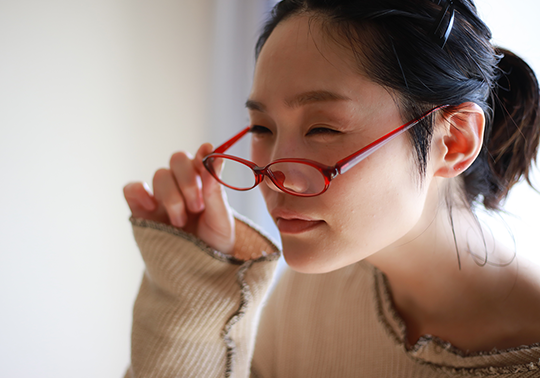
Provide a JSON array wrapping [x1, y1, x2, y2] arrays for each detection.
[[432, 102, 485, 178]]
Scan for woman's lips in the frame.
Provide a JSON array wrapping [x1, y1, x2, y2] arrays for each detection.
[[276, 218, 325, 234]]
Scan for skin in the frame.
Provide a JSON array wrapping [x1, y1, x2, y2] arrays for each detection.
[[124, 14, 540, 352]]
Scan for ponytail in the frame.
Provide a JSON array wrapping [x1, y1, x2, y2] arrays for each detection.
[[465, 48, 540, 210]]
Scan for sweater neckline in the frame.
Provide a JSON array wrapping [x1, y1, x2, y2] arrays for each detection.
[[370, 264, 540, 375]]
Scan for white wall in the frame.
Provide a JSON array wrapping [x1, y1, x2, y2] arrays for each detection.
[[0, 1, 214, 377], [0, 1, 538, 378]]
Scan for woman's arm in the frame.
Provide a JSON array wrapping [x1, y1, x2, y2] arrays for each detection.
[[123, 143, 280, 377], [124, 216, 280, 378]]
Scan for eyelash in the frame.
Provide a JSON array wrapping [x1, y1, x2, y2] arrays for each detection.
[[250, 125, 341, 136], [250, 125, 272, 135], [307, 127, 341, 136]]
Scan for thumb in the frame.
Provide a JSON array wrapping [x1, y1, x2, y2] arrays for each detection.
[[194, 144, 235, 253]]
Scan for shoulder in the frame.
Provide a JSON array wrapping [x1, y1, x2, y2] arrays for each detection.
[[452, 256, 540, 351], [494, 257, 540, 347]]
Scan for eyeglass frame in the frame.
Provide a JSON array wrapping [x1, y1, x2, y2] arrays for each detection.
[[202, 104, 448, 197]]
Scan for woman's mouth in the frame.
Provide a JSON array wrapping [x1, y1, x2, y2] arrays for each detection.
[[276, 218, 325, 234]]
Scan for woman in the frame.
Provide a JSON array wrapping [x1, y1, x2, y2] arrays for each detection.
[[123, 0, 540, 377]]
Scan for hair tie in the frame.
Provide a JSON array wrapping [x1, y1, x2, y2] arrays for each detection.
[[432, 0, 455, 48]]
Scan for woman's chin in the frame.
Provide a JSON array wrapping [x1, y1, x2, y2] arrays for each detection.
[[280, 236, 376, 274], [281, 240, 346, 274]]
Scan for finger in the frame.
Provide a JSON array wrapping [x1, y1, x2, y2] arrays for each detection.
[[170, 151, 204, 214], [194, 143, 221, 193], [193, 144, 235, 253], [194, 143, 234, 223], [153, 168, 188, 228], [124, 181, 169, 224], [124, 182, 157, 217]]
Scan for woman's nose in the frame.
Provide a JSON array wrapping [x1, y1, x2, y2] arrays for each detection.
[[263, 175, 283, 193], [264, 166, 310, 194]]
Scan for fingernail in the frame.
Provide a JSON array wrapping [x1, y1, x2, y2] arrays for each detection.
[[140, 183, 156, 211]]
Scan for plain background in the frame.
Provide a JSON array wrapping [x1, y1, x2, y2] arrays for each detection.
[[0, 1, 538, 377]]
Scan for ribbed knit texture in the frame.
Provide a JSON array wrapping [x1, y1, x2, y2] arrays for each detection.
[[125, 217, 280, 378], [253, 263, 540, 377], [125, 218, 540, 377]]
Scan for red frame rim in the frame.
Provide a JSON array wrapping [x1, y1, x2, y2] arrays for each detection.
[[203, 154, 336, 196]]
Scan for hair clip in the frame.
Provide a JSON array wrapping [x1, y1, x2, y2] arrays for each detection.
[[432, 0, 455, 48]]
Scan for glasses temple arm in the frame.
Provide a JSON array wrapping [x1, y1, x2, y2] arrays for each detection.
[[336, 105, 447, 174], [213, 126, 251, 153], [337, 122, 418, 174]]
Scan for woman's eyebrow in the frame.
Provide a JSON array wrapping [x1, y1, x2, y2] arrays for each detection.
[[245, 90, 351, 112], [245, 99, 266, 112]]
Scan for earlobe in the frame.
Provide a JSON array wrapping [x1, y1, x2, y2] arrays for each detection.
[[433, 102, 485, 178]]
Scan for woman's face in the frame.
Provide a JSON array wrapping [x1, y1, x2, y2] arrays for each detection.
[[249, 14, 435, 273]]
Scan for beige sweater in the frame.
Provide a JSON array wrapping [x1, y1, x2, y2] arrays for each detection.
[[125, 217, 540, 378]]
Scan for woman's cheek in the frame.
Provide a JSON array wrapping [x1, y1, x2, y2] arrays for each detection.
[[324, 153, 420, 250]]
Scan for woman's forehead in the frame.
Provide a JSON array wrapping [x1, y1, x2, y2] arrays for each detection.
[[255, 14, 357, 75], [250, 15, 388, 109]]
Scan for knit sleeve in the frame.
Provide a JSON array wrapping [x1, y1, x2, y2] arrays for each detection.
[[124, 216, 280, 378]]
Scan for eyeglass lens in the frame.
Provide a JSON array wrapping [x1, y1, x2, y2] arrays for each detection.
[[209, 156, 326, 195], [266, 161, 325, 194], [210, 157, 258, 189]]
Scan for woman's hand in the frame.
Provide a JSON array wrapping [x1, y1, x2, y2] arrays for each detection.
[[124, 143, 235, 254]]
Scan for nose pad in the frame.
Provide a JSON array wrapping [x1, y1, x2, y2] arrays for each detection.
[[264, 175, 283, 193]]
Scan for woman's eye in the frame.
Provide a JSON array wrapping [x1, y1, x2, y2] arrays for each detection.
[[250, 125, 272, 135], [307, 127, 341, 136]]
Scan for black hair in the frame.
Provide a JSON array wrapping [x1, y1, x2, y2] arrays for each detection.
[[256, 0, 540, 210]]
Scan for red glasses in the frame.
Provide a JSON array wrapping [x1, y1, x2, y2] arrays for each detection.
[[203, 105, 447, 197]]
